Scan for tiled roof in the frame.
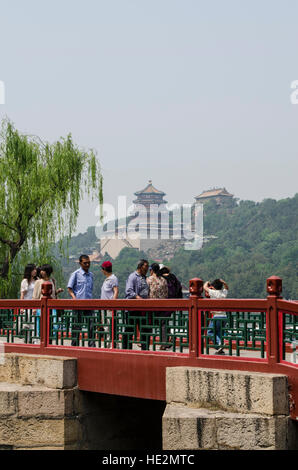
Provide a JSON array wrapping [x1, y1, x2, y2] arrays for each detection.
[[134, 180, 166, 196], [195, 188, 233, 199]]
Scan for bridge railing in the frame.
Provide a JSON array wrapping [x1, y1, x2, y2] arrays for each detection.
[[278, 299, 298, 364], [0, 275, 297, 363], [0, 298, 282, 359], [0, 298, 191, 352]]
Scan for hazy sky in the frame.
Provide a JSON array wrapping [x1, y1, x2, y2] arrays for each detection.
[[1, 0, 298, 234]]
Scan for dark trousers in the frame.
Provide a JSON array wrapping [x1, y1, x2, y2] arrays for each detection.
[[71, 310, 96, 347], [122, 311, 152, 350], [155, 312, 172, 343], [207, 317, 227, 347]]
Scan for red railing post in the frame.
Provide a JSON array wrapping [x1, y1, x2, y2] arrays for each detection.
[[266, 276, 282, 366], [189, 278, 203, 358], [111, 309, 115, 349], [40, 281, 52, 348]]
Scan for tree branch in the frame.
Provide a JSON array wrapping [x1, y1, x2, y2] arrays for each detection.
[[0, 221, 19, 233], [0, 236, 14, 248]]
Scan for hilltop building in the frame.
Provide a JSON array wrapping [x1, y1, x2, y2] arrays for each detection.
[[195, 187, 235, 207], [133, 180, 167, 208], [99, 181, 181, 259], [132, 180, 170, 240]]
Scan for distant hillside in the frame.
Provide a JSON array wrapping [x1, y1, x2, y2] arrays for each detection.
[[59, 194, 298, 299], [165, 195, 298, 299]]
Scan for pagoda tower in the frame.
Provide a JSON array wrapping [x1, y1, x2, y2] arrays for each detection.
[[133, 180, 167, 208], [99, 181, 184, 259], [131, 180, 168, 240]]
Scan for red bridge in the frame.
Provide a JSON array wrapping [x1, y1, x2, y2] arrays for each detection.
[[1, 276, 297, 421]]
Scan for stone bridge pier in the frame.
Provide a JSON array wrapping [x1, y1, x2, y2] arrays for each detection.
[[0, 353, 297, 450], [0, 353, 164, 450], [163, 367, 298, 450]]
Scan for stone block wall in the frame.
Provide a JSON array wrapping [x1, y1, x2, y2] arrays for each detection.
[[0, 354, 79, 450], [163, 367, 298, 450], [0, 353, 165, 450]]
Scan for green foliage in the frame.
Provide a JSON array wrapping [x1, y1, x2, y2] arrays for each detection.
[[165, 194, 298, 299], [0, 119, 103, 298]]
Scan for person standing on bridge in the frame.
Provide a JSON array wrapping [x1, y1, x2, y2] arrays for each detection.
[[100, 260, 119, 348], [32, 264, 63, 344], [204, 278, 229, 355], [67, 255, 95, 347], [147, 263, 168, 350], [20, 264, 37, 300], [18, 264, 37, 338], [123, 259, 150, 350], [159, 265, 183, 349]]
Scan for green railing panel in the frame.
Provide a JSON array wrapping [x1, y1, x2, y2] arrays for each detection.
[[47, 309, 189, 351], [201, 311, 267, 357], [0, 308, 41, 344], [4, 307, 295, 360], [282, 313, 298, 362]]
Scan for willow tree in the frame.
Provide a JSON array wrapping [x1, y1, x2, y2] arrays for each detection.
[[0, 119, 103, 297]]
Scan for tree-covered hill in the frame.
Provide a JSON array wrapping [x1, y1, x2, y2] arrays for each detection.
[[164, 195, 298, 299], [58, 194, 298, 300]]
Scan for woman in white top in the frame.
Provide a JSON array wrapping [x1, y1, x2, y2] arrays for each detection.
[[20, 264, 37, 340], [204, 278, 229, 355], [32, 264, 63, 342], [20, 264, 37, 300], [33, 264, 57, 300]]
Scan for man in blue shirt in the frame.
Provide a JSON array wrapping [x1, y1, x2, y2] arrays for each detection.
[[67, 255, 94, 300], [123, 259, 150, 350], [125, 261, 149, 300], [67, 255, 95, 347]]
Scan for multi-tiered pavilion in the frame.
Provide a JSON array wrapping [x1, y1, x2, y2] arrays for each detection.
[[133, 180, 168, 208], [131, 180, 169, 240], [99, 181, 173, 258]]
